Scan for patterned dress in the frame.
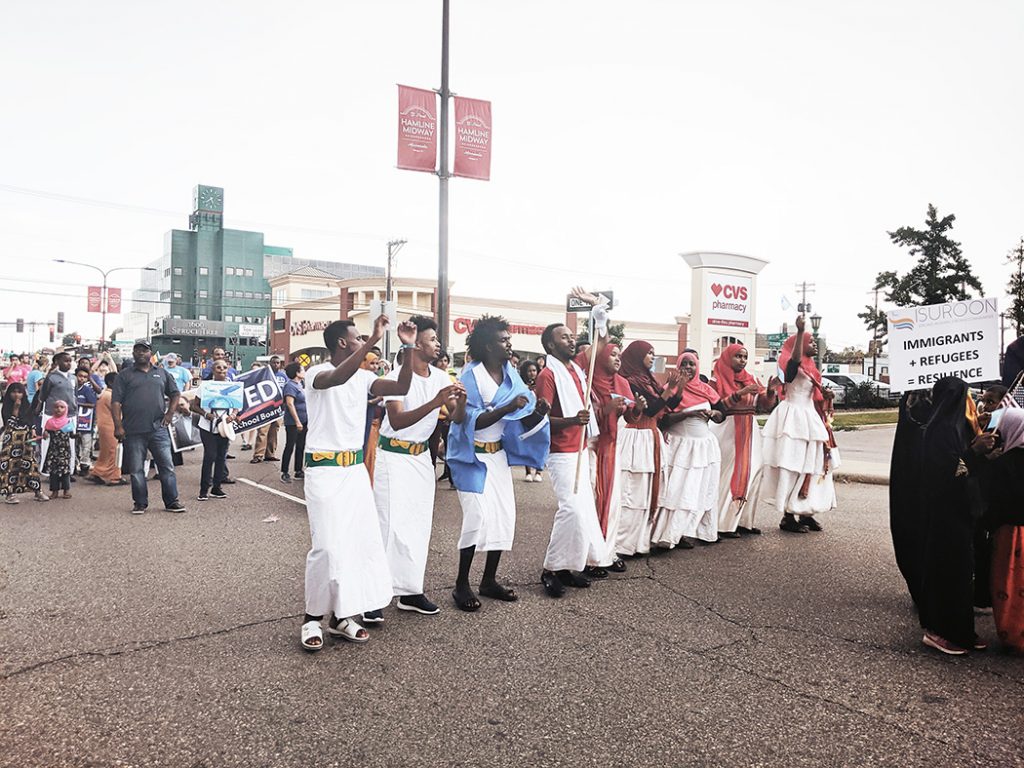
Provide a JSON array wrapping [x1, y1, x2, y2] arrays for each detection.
[[0, 415, 42, 497]]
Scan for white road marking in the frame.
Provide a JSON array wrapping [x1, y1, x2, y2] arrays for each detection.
[[237, 477, 306, 506]]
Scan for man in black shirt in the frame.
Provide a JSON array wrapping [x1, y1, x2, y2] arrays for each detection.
[[111, 341, 185, 514]]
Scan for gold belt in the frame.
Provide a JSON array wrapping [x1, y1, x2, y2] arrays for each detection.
[[474, 440, 503, 454], [304, 449, 364, 468]]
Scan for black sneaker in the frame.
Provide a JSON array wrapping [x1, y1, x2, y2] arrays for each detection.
[[209, 489, 227, 499], [294, 470, 304, 479], [197, 493, 209, 501], [780, 514, 809, 533], [799, 515, 823, 532], [281, 473, 292, 484], [361, 609, 385, 625], [541, 569, 565, 598], [397, 594, 441, 615], [165, 501, 187, 513], [131, 505, 146, 515]]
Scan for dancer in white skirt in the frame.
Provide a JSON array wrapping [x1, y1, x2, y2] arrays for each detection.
[[761, 314, 840, 534], [299, 315, 418, 652], [710, 343, 779, 538], [615, 342, 683, 556], [447, 316, 550, 612], [373, 315, 464, 618], [584, 342, 645, 574], [654, 352, 726, 547]]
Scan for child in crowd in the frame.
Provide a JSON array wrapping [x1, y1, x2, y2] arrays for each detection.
[[42, 400, 75, 499]]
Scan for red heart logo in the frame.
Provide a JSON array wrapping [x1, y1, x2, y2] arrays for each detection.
[[710, 283, 723, 297]]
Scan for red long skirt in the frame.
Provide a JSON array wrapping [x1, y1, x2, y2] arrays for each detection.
[[991, 525, 1024, 653]]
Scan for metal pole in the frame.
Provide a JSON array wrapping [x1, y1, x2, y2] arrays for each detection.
[[385, 242, 394, 359], [101, 272, 108, 349], [437, 0, 451, 352]]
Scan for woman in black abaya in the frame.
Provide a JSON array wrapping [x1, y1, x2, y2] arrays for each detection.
[[918, 377, 996, 655], [889, 391, 933, 610]]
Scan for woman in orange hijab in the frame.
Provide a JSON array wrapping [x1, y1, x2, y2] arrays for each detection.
[[710, 344, 778, 537]]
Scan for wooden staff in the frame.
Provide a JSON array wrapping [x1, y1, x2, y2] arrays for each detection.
[[573, 313, 600, 494]]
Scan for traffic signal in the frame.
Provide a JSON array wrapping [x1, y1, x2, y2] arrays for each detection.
[[57, 312, 65, 334], [48, 326, 55, 343], [15, 318, 23, 333]]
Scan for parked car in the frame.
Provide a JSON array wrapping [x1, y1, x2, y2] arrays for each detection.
[[823, 373, 895, 405], [819, 377, 846, 405]]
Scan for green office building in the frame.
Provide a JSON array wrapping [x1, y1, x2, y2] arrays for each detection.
[[133, 185, 382, 369]]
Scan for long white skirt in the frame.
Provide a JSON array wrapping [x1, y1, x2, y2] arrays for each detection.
[[654, 419, 721, 545], [710, 416, 764, 533], [304, 463, 393, 619], [761, 400, 840, 516], [615, 426, 660, 556], [588, 438, 621, 568], [374, 449, 435, 596], [544, 451, 607, 572], [457, 450, 516, 552]]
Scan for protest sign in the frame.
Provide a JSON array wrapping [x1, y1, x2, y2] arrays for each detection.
[[200, 380, 244, 410], [76, 408, 94, 433], [168, 413, 202, 453], [887, 297, 1000, 393], [233, 366, 284, 432]]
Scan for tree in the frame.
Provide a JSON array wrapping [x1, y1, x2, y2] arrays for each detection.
[[1005, 237, 1024, 338], [823, 346, 865, 364], [858, 277, 889, 349], [877, 203, 983, 307]]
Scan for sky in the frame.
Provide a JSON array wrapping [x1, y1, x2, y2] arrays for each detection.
[[1, 0, 1021, 354]]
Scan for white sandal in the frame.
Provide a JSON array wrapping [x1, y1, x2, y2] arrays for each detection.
[[300, 620, 324, 652], [326, 617, 369, 644]]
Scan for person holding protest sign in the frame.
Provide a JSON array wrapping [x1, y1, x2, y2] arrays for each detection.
[[372, 316, 463, 617], [447, 316, 550, 612], [534, 289, 609, 598], [299, 315, 417, 652], [74, 366, 97, 476], [191, 360, 238, 501], [252, 356, 285, 463], [762, 314, 839, 533]]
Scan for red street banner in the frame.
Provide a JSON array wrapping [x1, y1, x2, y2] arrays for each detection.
[[87, 286, 102, 313], [453, 97, 492, 181], [397, 85, 438, 173], [106, 287, 122, 314]]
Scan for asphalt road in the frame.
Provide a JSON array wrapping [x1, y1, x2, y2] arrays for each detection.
[[2, 443, 1022, 768]]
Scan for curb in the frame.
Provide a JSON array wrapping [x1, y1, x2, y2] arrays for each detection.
[[835, 472, 889, 486]]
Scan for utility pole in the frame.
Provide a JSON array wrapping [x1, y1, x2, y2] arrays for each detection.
[[436, 0, 451, 353], [385, 239, 407, 359], [794, 281, 816, 314]]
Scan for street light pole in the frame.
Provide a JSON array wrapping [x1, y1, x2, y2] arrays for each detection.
[[53, 260, 156, 349], [437, 0, 451, 352], [385, 239, 406, 359]]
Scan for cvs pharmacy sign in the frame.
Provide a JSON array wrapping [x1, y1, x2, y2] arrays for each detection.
[[703, 271, 752, 329]]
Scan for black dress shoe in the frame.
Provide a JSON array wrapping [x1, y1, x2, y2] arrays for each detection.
[[719, 531, 742, 539], [556, 570, 591, 588], [799, 515, 823, 532], [541, 569, 565, 598], [608, 558, 627, 573], [779, 514, 810, 533], [676, 538, 694, 549], [736, 526, 762, 535], [582, 566, 609, 579]]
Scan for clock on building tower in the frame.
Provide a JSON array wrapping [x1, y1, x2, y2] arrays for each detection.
[[194, 185, 224, 213]]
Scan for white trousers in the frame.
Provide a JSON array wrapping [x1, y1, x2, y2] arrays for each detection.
[[543, 451, 606, 572], [304, 463, 393, 619], [374, 449, 435, 596]]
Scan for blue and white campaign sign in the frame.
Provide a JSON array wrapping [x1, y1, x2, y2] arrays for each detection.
[[199, 380, 245, 410], [887, 297, 1000, 393]]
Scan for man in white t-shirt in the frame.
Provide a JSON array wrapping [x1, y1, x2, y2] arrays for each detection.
[[299, 315, 418, 652], [373, 316, 464, 618]]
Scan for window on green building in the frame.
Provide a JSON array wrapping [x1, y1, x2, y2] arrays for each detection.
[[199, 267, 209, 276]]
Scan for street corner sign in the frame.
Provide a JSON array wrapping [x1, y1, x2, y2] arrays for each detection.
[[887, 297, 1000, 393], [566, 290, 614, 313], [703, 271, 751, 328], [397, 85, 438, 173], [453, 96, 492, 181]]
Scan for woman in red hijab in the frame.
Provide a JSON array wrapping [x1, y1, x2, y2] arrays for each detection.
[[654, 351, 727, 548], [582, 342, 644, 574], [616, 341, 683, 557], [710, 344, 779, 537], [761, 314, 840, 534]]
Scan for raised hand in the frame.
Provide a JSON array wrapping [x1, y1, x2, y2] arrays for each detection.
[[372, 313, 390, 339], [666, 369, 682, 392], [795, 314, 806, 333], [570, 286, 602, 306], [395, 320, 417, 347]]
